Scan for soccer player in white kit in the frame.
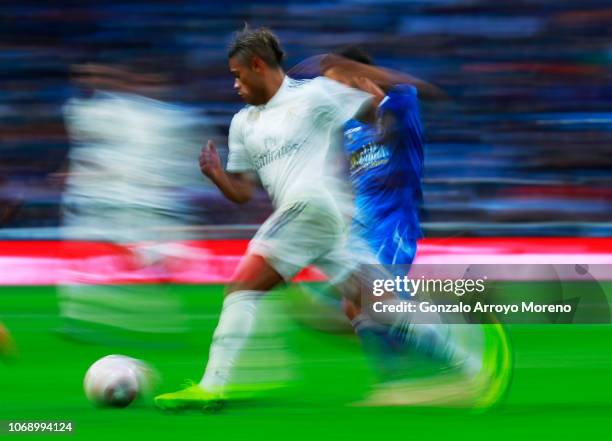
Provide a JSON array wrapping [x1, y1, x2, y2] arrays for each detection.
[[155, 27, 374, 410], [155, 27, 485, 410]]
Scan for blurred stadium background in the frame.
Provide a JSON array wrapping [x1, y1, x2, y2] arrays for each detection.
[[1, 0, 610, 238], [1, 2, 611, 440]]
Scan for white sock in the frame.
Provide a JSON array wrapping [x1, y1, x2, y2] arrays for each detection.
[[200, 290, 262, 390]]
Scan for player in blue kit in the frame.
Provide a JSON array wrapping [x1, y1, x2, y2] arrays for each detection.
[[330, 46, 428, 268], [319, 47, 446, 381], [290, 49, 466, 369], [298, 49, 512, 408], [344, 85, 423, 266]]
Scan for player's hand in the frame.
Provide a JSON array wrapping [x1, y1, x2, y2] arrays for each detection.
[[199, 140, 223, 180], [354, 76, 385, 103]]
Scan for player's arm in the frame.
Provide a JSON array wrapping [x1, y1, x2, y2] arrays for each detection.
[[321, 54, 448, 102], [199, 140, 255, 204]]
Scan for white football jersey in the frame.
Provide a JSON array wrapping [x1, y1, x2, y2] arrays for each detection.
[[227, 76, 371, 208], [62, 91, 214, 241]]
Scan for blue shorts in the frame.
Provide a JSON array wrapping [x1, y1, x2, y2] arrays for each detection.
[[352, 220, 418, 266], [370, 230, 417, 266]]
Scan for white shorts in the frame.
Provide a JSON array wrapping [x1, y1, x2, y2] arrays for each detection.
[[248, 197, 360, 283]]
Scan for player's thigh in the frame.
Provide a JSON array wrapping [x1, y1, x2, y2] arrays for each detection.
[[228, 254, 284, 295]]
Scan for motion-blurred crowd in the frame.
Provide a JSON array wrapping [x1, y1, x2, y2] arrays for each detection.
[[1, 0, 610, 238]]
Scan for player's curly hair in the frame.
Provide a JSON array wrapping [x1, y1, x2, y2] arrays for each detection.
[[228, 25, 285, 68]]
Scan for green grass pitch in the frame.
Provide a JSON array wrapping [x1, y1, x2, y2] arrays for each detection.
[[1, 284, 612, 441]]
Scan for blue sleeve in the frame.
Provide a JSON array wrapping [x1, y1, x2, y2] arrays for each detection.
[[377, 85, 424, 154], [379, 85, 419, 121]]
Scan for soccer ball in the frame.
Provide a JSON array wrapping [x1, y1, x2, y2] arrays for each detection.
[[84, 355, 157, 408]]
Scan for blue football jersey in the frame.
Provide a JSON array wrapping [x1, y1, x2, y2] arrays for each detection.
[[344, 84, 424, 264]]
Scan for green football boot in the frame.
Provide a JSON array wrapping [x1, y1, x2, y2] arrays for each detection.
[[154, 381, 225, 412]]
